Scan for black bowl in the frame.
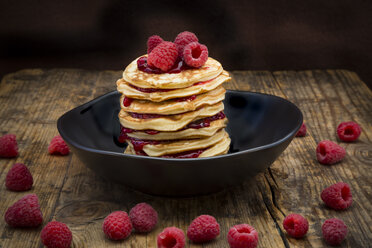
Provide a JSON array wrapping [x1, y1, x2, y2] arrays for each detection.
[[57, 90, 302, 196]]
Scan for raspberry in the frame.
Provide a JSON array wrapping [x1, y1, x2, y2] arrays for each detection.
[[147, 41, 178, 72], [129, 202, 158, 233], [337, 121, 361, 142], [102, 211, 132, 240], [316, 140, 346, 165], [5, 163, 33, 191], [174, 31, 199, 56], [157, 227, 185, 248], [48, 135, 70, 155], [321, 182, 352, 210], [296, 123, 307, 137], [183, 42, 208, 68], [4, 194, 43, 227], [41, 221, 72, 248], [282, 213, 309, 238], [147, 35, 164, 54], [322, 218, 348, 246], [227, 224, 259, 248], [187, 215, 220, 243], [0, 134, 18, 158]]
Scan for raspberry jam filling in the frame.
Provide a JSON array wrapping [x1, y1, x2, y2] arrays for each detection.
[[123, 96, 133, 107], [137, 56, 193, 74], [123, 94, 197, 109], [136, 148, 206, 159]]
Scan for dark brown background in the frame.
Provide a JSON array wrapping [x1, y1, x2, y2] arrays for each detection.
[[1, 0, 371, 88]]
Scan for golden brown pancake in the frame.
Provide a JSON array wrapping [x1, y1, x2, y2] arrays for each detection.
[[119, 102, 224, 131], [123, 56, 223, 89], [117, 70, 231, 102], [120, 86, 225, 115]]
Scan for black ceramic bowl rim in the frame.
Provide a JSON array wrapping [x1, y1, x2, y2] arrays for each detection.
[[57, 90, 302, 162]]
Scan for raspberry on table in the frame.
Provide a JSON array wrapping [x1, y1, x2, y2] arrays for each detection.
[[183, 42, 209, 68], [147, 41, 178, 72], [227, 224, 259, 248], [174, 31, 199, 56], [129, 202, 158, 233], [48, 135, 70, 155], [5, 163, 33, 191], [5, 194, 43, 227], [321, 182, 352, 210], [322, 218, 348, 246], [0, 134, 18, 158], [296, 123, 307, 137], [316, 140, 346, 165], [102, 211, 132, 240], [282, 213, 309, 238], [337, 121, 361, 142], [147, 35, 164, 54], [41, 221, 72, 248], [157, 227, 185, 248], [187, 214, 220, 243]]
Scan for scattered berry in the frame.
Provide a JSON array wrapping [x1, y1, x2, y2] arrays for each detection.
[[147, 41, 178, 72], [296, 123, 307, 137], [283, 213, 309, 238], [174, 31, 199, 56], [129, 202, 158, 233], [322, 218, 348, 246], [183, 42, 209, 68], [337, 121, 361, 142], [147, 35, 164, 54], [316, 140, 346, 165], [41, 221, 72, 248], [5, 194, 43, 227], [227, 224, 259, 248], [187, 214, 220, 243], [157, 227, 185, 248], [102, 211, 132, 240], [5, 163, 33, 191], [48, 135, 70, 155], [0, 134, 18, 158], [321, 182, 352, 210]]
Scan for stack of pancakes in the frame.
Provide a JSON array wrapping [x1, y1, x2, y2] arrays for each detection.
[[116, 56, 231, 158]]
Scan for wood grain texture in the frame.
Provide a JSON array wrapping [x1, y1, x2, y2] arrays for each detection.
[[0, 69, 371, 248]]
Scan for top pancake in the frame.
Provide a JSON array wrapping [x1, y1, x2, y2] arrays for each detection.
[[122, 56, 223, 89]]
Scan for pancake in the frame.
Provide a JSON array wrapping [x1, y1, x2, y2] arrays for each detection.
[[124, 136, 230, 158], [125, 129, 229, 157], [117, 70, 231, 102], [123, 56, 223, 89], [119, 102, 224, 131], [126, 118, 227, 140], [120, 86, 225, 115]]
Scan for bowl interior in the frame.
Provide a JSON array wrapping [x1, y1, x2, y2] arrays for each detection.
[[58, 90, 302, 156]]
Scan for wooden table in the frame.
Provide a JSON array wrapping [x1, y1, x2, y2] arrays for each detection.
[[0, 69, 371, 248]]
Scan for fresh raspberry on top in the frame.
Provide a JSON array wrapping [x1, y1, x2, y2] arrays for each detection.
[[321, 182, 352, 210], [129, 202, 158, 233], [316, 140, 346, 165], [41, 221, 72, 248], [0, 134, 18, 158], [322, 218, 348, 246], [147, 35, 164, 54], [183, 42, 209, 68], [227, 224, 259, 248], [337, 121, 361, 142], [102, 211, 132, 240], [5, 163, 33, 191], [296, 123, 307, 137], [48, 135, 70, 155], [5, 194, 43, 227], [157, 227, 185, 248], [187, 215, 220, 243], [283, 213, 309, 238], [174, 31, 199, 56], [147, 41, 178, 72]]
